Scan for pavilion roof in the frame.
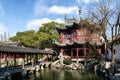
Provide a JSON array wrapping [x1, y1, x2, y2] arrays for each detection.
[[56, 18, 102, 33], [0, 45, 54, 54]]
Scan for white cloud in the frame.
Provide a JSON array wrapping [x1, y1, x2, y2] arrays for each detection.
[[76, 0, 99, 4], [33, 0, 48, 17], [0, 23, 7, 35], [26, 18, 63, 30], [48, 6, 78, 14], [33, 0, 79, 16], [84, 0, 89, 4]]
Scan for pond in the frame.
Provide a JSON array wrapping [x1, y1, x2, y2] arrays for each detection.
[[24, 68, 104, 80]]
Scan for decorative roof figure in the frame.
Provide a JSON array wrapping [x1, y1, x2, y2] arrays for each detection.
[[64, 7, 83, 25], [78, 6, 82, 22], [78, 7, 82, 16]]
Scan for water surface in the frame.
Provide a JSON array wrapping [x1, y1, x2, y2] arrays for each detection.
[[26, 68, 103, 80]]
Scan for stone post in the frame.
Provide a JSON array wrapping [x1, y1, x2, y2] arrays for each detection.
[[58, 52, 64, 65], [22, 58, 25, 69], [31, 58, 34, 67]]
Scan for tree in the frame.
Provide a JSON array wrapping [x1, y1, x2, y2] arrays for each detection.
[[37, 21, 64, 49], [10, 30, 38, 47], [88, 0, 120, 63], [10, 21, 64, 49]]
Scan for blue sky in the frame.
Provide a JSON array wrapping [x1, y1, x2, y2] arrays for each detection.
[[0, 0, 100, 37]]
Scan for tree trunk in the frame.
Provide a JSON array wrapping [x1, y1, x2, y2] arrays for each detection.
[[111, 45, 115, 63], [111, 26, 115, 64]]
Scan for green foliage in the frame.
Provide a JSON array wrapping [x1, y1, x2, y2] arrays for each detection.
[[10, 30, 37, 47], [10, 21, 64, 49], [37, 21, 64, 49], [63, 57, 72, 65]]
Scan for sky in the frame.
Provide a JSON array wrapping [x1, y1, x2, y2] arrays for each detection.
[[0, 0, 100, 37]]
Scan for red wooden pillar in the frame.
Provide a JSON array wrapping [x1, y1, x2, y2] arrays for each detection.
[[14, 53, 16, 66], [50, 55, 53, 61], [70, 31, 72, 42], [76, 48, 78, 58], [76, 48, 79, 63], [0, 58, 1, 68], [4, 53, 9, 68], [76, 30, 78, 41], [61, 49, 64, 55], [84, 48, 86, 57], [8, 53, 11, 65], [26, 54, 28, 64], [71, 49, 73, 58], [0, 53, 1, 68]]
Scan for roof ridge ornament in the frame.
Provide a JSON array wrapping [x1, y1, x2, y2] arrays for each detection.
[[78, 7, 82, 16], [78, 6, 82, 22], [64, 14, 67, 24], [64, 14, 67, 20]]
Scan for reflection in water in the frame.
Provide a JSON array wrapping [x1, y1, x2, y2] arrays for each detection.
[[26, 68, 103, 80]]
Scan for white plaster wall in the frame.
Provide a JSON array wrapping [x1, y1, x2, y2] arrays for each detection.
[[106, 48, 111, 60], [106, 44, 120, 62], [114, 44, 120, 61]]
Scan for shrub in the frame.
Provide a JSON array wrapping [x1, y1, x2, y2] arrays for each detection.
[[63, 57, 72, 65]]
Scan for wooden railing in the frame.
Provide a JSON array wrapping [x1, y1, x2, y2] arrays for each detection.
[[59, 37, 102, 44]]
